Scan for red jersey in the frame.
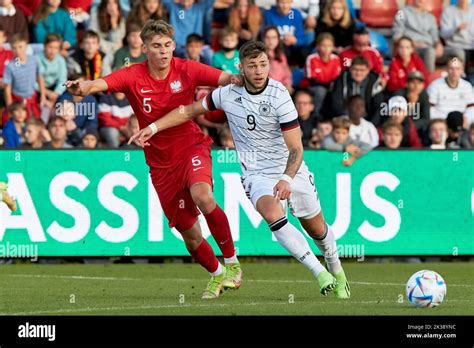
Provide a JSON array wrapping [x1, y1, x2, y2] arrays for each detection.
[[103, 58, 222, 169], [0, 48, 13, 78], [339, 46, 384, 76], [387, 54, 429, 92], [305, 53, 341, 85]]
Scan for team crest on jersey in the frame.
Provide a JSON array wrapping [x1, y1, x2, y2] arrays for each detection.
[[259, 103, 271, 116], [170, 80, 182, 93]]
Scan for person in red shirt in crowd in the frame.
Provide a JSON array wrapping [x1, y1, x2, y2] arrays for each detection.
[[387, 36, 429, 93], [65, 20, 242, 299], [339, 27, 385, 79], [0, 24, 13, 118], [305, 32, 341, 117], [9, 0, 41, 18], [378, 96, 422, 148]]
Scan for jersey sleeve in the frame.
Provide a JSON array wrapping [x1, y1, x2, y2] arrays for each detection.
[[275, 87, 299, 131], [187, 60, 222, 89], [202, 85, 230, 111], [102, 66, 131, 94]]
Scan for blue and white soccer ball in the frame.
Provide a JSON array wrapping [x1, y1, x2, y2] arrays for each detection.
[[406, 270, 447, 308]]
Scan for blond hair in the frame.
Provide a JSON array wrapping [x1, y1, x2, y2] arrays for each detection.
[[322, 0, 352, 29], [140, 19, 174, 44]]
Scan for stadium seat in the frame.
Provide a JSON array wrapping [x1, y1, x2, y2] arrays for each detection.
[[346, 0, 357, 19], [405, 0, 444, 25], [368, 30, 390, 58], [359, 0, 398, 28]]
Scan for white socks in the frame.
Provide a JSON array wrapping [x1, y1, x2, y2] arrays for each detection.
[[312, 223, 342, 274], [269, 217, 326, 277], [211, 262, 224, 277], [224, 255, 239, 265]]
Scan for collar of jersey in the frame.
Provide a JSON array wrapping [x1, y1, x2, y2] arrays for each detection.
[[245, 78, 269, 95]]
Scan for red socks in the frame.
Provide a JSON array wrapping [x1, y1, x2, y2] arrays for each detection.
[[187, 239, 219, 273], [204, 205, 235, 259]]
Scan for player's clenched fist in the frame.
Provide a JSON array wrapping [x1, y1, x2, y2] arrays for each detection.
[[64, 80, 85, 96], [128, 126, 154, 148], [273, 180, 291, 200]]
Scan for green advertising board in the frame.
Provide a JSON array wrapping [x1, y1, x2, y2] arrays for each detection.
[[0, 150, 472, 257]]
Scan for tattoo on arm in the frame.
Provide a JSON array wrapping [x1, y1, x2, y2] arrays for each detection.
[[284, 148, 303, 178]]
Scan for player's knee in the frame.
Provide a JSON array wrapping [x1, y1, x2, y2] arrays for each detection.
[[260, 210, 286, 225], [192, 193, 216, 214]]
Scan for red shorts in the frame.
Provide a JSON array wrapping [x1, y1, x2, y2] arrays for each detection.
[[150, 144, 213, 232]]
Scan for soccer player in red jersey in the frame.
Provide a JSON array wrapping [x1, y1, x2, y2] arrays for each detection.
[[65, 20, 242, 299]]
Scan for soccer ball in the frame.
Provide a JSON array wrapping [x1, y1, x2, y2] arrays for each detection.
[[406, 270, 447, 308]]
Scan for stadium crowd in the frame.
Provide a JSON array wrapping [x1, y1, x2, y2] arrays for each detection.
[[0, 0, 473, 157]]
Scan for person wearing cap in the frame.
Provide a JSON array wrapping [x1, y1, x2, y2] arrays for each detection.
[[394, 70, 431, 138], [446, 110, 469, 148], [378, 96, 422, 148], [80, 128, 99, 149], [428, 56, 474, 124], [387, 36, 429, 93]]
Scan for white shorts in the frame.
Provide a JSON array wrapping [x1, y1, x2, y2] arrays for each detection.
[[241, 167, 321, 220]]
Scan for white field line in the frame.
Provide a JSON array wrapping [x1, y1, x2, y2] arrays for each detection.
[[1, 299, 471, 316], [6, 274, 470, 287]]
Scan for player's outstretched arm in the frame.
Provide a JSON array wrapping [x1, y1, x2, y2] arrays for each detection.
[[128, 99, 207, 148], [64, 79, 108, 97], [273, 128, 304, 200]]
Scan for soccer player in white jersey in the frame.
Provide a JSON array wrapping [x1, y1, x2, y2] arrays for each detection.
[[129, 41, 350, 298]]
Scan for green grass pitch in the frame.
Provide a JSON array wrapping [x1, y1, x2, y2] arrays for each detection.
[[0, 262, 472, 315]]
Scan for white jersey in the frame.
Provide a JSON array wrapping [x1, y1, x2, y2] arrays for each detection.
[[203, 78, 306, 178]]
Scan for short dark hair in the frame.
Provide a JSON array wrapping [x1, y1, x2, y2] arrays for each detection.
[[332, 116, 351, 130], [351, 56, 370, 68], [141, 19, 174, 44], [382, 121, 403, 134], [44, 33, 62, 46], [10, 33, 28, 45], [47, 116, 66, 129], [294, 89, 314, 102], [186, 33, 204, 45], [82, 30, 100, 43], [447, 55, 464, 66], [8, 101, 26, 114], [354, 27, 369, 36], [347, 95, 365, 107], [126, 22, 142, 36], [239, 40, 268, 62]]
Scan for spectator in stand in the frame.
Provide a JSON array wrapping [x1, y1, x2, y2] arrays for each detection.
[[441, 0, 474, 68], [323, 56, 384, 126], [393, 0, 443, 72], [0, 24, 13, 121], [387, 36, 429, 93], [43, 115, 73, 149], [394, 70, 431, 136], [63, 0, 93, 24], [229, 0, 262, 47], [347, 95, 379, 148], [0, 0, 28, 41], [314, 0, 355, 53], [305, 32, 341, 115], [80, 128, 99, 148], [37, 34, 68, 114], [32, 0, 77, 53], [57, 73, 98, 140], [428, 56, 474, 125], [339, 27, 385, 79], [459, 123, 474, 149], [177, 34, 211, 66], [90, 0, 126, 55], [67, 30, 112, 80], [3, 34, 46, 124], [307, 118, 331, 149], [126, 0, 167, 28], [11, 0, 41, 19], [98, 91, 133, 148], [321, 116, 372, 167], [378, 96, 422, 148], [427, 119, 449, 149], [378, 121, 403, 149], [2, 101, 26, 148], [56, 99, 87, 146], [112, 23, 146, 70], [218, 124, 235, 149], [20, 118, 48, 149], [262, 26, 293, 93], [120, 113, 140, 148], [162, 0, 214, 56], [446, 110, 468, 149], [294, 89, 318, 146], [212, 27, 240, 74], [264, 0, 307, 66]]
